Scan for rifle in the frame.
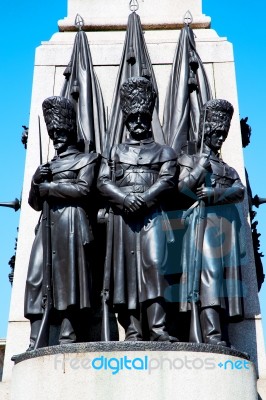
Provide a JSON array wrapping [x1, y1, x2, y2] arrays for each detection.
[[101, 152, 115, 341], [33, 116, 53, 349], [189, 196, 204, 343], [188, 107, 209, 343]]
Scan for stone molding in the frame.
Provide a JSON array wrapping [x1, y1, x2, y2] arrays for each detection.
[[12, 341, 250, 365]]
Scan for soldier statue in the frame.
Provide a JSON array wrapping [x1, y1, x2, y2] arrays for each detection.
[[178, 99, 245, 346], [24, 96, 99, 349], [98, 77, 178, 342]]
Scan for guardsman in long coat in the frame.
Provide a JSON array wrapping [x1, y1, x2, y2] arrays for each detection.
[[98, 77, 177, 341], [178, 99, 245, 346], [25, 96, 99, 349]]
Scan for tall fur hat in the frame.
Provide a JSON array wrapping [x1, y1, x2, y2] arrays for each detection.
[[199, 99, 234, 139], [42, 96, 77, 137], [120, 77, 156, 121]]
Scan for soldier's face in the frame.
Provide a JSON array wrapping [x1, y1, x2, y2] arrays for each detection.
[[49, 129, 71, 153], [126, 112, 151, 139], [209, 129, 228, 151]]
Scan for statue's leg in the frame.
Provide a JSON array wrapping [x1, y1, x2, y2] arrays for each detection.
[[27, 316, 42, 351], [118, 308, 142, 341], [146, 299, 170, 341], [59, 311, 77, 344], [200, 306, 227, 346]]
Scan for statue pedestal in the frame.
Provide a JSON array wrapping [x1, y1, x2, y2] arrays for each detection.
[[10, 342, 257, 400]]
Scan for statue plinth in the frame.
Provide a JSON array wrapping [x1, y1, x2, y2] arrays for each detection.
[[10, 342, 257, 400]]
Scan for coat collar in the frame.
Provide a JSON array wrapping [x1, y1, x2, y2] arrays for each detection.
[[124, 133, 154, 146], [201, 145, 223, 162], [52, 146, 80, 160]]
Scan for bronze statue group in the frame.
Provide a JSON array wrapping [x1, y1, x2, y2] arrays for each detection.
[[24, 77, 245, 350]]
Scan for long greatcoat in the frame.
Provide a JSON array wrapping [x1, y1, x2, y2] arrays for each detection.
[[24, 146, 99, 318], [98, 137, 177, 310], [177, 150, 245, 319]]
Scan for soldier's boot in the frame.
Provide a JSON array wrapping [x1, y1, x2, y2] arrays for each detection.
[[146, 299, 176, 342], [200, 307, 227, 346], [59, 317, 76, 344], [122, 311, 143, 341], [27, 316, 42, 351]]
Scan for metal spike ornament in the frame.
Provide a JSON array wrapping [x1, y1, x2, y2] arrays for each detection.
[[184, 10, 193, 26], [75, 14, 84, 30], [129, 0, 139, 12]]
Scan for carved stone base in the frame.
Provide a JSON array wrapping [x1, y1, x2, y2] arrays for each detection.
[[11, 342, 257, 400]]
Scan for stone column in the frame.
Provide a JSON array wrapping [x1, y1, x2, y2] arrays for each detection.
[[1, 1, 265, 398]]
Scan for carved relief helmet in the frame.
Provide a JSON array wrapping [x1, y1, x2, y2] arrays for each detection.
[[199, 99, 234, 140], [42, 96, 77, 138], [120, 77, 157, 122]]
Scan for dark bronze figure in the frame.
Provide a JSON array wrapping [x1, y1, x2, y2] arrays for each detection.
[[177, 99, 245, 346], [98, 77, 178, 342], [0, 198, 20, 211], [24, 96, 99, 349]]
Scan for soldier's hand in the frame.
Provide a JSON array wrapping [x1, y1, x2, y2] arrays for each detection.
[[33, 163, 52, 183], [38, 183, 50, 198], [124, 193, 146, 212], [196, 186, 214, 200]]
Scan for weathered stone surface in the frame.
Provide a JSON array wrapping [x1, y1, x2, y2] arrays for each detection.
[[0, 382, 10, 400], [2, 322, 30, 382], [12, 341, 251, 364], [10, 344, 257, 400]]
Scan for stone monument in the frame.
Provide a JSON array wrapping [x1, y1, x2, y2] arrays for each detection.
[[0, 0, 265, 399]]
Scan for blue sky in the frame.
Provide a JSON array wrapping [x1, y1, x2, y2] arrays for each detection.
[[0, 0, 265, 348]]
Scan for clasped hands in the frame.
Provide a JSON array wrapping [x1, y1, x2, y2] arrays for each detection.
[[33, 163, 52, 198], [123, 193, 146, 213], [196, 186, 214, 201], [195, 154, 214, 201]]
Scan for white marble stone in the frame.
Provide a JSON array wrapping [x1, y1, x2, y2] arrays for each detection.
[[10, 350, 257, 400], [59, 0, 210, 31], [2, 322, 30, 382], [255, 316, 266, 381], [258, 378, 266, 399], [0, 382, 10, 400], [36, 30, 232, 67]]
